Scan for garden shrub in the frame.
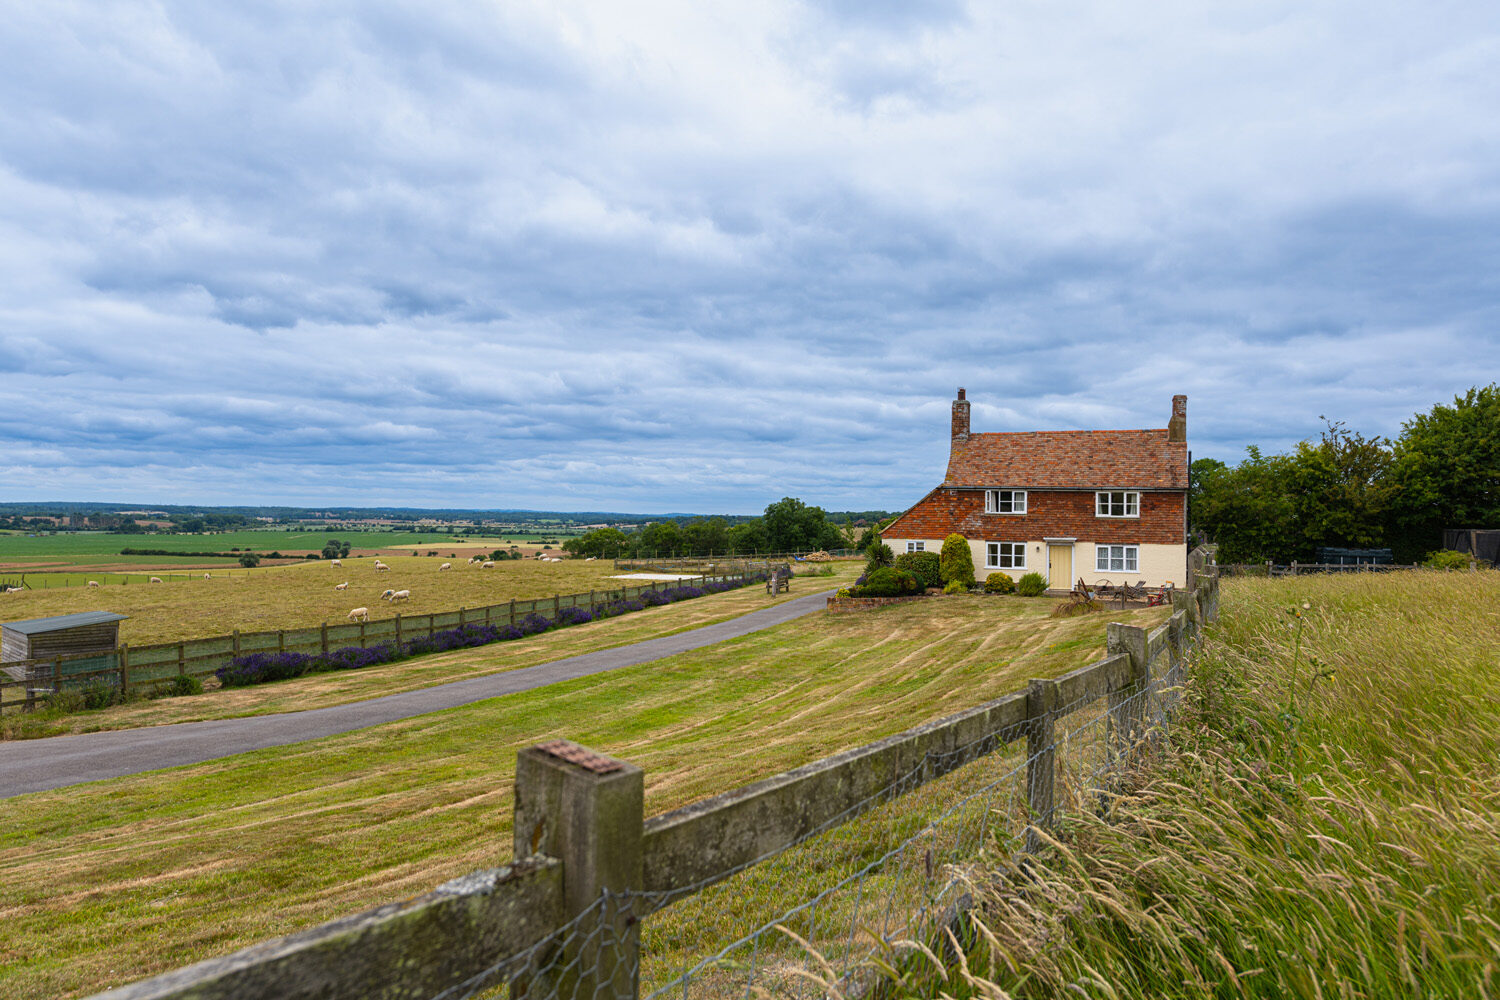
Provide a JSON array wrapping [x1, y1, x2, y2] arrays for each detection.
[[864, 542, 895, 574], [1423, 549, 1474, 570], [984, 572, 1015, 594], [151, 675, 203, 698], [939, 534, 975, 586], [854, 567, 922, 597], [1017, 572, 1048, 597], [943, 579, 967, 595], [894, 551, 942, 589]]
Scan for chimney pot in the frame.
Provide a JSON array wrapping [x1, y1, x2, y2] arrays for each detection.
[[957, 387, 966, 400]]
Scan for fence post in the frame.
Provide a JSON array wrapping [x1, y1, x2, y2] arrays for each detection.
[[119, 644, 130, 697], [232, 630, 241, 657], [1025, 677, 1059, 853], [321, 623, 329, 656], [512, 740, 643, 1000], [177, 642, 186, 676], [277, 630, 285, 654], [553, 594, 560, 619], [589, 590, 596, 616], [1105, 622, 1149, 760], [510, 599, 516, 626], [459, 607, 466, 626], [395, 614, 403, 647]]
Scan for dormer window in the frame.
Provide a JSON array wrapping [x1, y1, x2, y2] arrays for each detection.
[[985, 490, 1026, 514], [1096, 491, 1140, 518]]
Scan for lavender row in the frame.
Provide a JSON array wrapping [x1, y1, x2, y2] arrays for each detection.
[[216, 576, 765, 688]]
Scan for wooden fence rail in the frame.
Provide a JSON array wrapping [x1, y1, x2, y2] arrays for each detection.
[[93, 557, 1220, 1000], [1, 574, 751, 713]]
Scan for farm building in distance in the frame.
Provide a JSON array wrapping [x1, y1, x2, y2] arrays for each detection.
[[882, 390, 1189, 590]]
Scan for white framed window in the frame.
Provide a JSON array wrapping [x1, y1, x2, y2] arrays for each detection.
[[1096, 544, 1139, 573], [906, 541, 925, 553], [986, 542, 1026, 569], [1095, 491, 1140, 518], [985, 490, 1027, 514]]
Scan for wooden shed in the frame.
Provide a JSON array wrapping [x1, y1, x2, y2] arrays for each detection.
[[1, 611, 127, 665]]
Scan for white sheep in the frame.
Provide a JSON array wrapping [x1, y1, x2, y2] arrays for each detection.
[[373, 561, 390, 572], [481, 560, 495, 569], [203, 573, 212, 580], [88, 580, 100, 588], [335, 582, 349, 591], [379, 588, 396, 601], [348, 607, 370, 622], [149, 576, 163, 584], [439, 563, 452, 571], [330, 559, 342, 568], [4, 587, 22, 594], [388, 589, 410, 602]]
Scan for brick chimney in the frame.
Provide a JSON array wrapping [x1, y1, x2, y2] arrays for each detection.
[[1168, 394, 1187, 443], [952, 388, 970, 443]]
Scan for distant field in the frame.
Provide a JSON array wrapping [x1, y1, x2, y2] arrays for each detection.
[[0, 592, 1168, 999], [0, 530, 560, 571], [0, 556, 639, 645]]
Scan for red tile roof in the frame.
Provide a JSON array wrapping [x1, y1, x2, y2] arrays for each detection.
[[945, 429, 1187, 490]]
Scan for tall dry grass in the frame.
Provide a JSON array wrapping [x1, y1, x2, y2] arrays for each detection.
[[879, 571, 1500, 998]]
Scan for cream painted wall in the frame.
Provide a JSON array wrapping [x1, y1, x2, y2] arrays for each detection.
[[888, 537, 1185, 589], [971, 540, 1185, 588]]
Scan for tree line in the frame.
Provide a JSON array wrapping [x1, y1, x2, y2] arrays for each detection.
[[563, 497, 862, 558], [1191, 384, 1498, 563]]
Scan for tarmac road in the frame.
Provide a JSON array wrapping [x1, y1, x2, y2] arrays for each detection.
[[0, 588, 836, 798]]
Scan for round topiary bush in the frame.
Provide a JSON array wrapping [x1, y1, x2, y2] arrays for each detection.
[[853, 567, 923, 598], [894, 550, 942, 589], [1016, 572, 1047, 597], [983, 572, 1015, 594], [939, 534, 975, 587]]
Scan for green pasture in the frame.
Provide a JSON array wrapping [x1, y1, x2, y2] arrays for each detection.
[[0, 529, 538, 566], [0, 591, 1167, 998]]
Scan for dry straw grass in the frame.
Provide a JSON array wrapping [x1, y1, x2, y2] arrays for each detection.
[[875, 570, 1500, 999]]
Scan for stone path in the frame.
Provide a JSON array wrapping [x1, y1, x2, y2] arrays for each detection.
[[0, 589, 835, 798]]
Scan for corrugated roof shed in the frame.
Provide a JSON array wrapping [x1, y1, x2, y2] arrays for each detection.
[[3, 611, 129, 635]]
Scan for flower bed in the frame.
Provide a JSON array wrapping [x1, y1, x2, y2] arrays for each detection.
[[216, 576, 765, 688]]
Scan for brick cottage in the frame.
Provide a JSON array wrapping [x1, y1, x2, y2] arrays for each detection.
[[882, 390, 1189, 591]]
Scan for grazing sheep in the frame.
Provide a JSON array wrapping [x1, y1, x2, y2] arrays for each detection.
[[330, 559, 342, 568], [4, 587, 22, 594], [149, 576, 163, 584], [88, 581, 100, 588], [481, 560, 495, 569], [439, 563, 452, 571], [348, 607, 370, 622], [373, 561, 390, 572], [335, 582, 349, 591], [388, 589, 410, 602], [379, 588, 396, 601], [203, 573, 212, 579]]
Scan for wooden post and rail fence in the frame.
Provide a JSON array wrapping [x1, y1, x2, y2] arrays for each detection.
[[93, 556, 1220, 1000], [0, 574, 753, 712]]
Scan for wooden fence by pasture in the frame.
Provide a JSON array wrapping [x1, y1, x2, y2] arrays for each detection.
[[93, 556, 1221, 1000], [1218, 560, 1440, 577], [0, 574, 752, 713], [0, 570, 244, 590]]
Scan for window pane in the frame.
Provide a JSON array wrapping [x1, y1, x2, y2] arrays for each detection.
[[1125, 548, 1138, 572]]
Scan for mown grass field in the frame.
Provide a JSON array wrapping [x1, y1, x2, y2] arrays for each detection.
[[0, 556, 654, 645], [901, 570, 1500, 999], [0, 591, 1167, 999], [5, 565, 859, 738]]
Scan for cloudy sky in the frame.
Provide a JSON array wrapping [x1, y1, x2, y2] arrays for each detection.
[[2, 1, 1497, 513]]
